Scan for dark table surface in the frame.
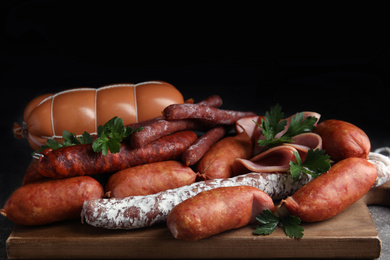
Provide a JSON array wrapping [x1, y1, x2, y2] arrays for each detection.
[[1, 3, 390, 259]]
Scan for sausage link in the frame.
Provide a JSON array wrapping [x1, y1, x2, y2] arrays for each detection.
[[105, 161, 197, 198], [1, 176, 104, 225], [81, 172, 312, 230], [196, 131, 253, 180], [313, 119, 371, 162], [36, 131, 197, 178], [130, 119, 210, 148], [282, 157, 377, 222], [167, 186, 274, 241], [163, 103, 256, 125], [196, 94, 223, 107], [129, 95, 223, 148], [182, 126, 227, 166]]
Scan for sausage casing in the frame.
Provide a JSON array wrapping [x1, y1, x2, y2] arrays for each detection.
[[1, 176, 104, 225], [283, 157, 377, 222], [167, 186, 275, 241], [105, 160, 197, 197], [21, 81, 183, 149]]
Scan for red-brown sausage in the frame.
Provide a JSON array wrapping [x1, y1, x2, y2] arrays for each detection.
[[195, 94, 223, 107], [282, 157, 377, 222], [197, 131, 253, 180], [313, 119, 371, 162], [105, 161, 197, 198], [36, 131, 197, 178], [167, 186, 275, 241], [1, 176, 104, 225], [182, 126, 227, 166], [130, 119, 211, 148], [163, 103, 256, 125], [129, 95, 223, 148]]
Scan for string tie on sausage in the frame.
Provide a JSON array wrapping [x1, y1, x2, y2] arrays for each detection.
[[368, 147, 390, 187]]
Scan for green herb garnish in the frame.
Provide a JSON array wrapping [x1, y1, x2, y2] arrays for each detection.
[[33, 116, 142, 156], [254, 209, 304, 239], [257, 104, 317, 149], [289, 149, 331, 181]]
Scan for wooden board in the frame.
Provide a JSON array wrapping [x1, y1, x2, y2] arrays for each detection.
[[6, 182, 390, 259]]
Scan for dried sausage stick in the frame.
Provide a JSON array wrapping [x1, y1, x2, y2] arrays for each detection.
[[129, 95, 223, 148], [81, 172, 313, 230], [163, 103, 256, 125], [36, 131, 197, 178], [196, 94, 223, 107], [181, 126, 227, 166], [130, 119, 211, 148]]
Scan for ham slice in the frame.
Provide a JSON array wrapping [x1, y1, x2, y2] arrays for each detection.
[[232, 133, 322, 175], [253, 112, 321, 155]]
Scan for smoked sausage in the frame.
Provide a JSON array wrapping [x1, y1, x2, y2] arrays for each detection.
[[197, 131, 253, 180], [182, 126, 227, 166], [163, 103, 256, 125], [313, 119, 370, 162], [16, 81, 184, 150], [167, 186, 275, 241], [1, 176, 104, 225], [105, 161, 197, 198], [282, 157, 377, 222], [36, 130, 197, 178]]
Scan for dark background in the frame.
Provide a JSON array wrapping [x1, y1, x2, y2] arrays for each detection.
[[1, 2, 390, 259]]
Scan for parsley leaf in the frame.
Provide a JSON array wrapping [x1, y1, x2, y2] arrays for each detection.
[[257, 104, 287, 148], [281, 214, 304, 239], [254, 209, 304, 239], [254, 209, 279, 235], [92, 116, 141, 155], [283, 112, 317, 138], [257, 105, 317, 149], [33, 116, 142, 157], [289, 149, 331, 181]]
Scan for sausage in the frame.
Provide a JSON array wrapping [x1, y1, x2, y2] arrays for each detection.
[[105, 161, 197, 198], [197, 131, 253, 180], [196, 94, 223, 107], [17, 81, 184, 150], [167, 186, 275, 241], [129, 95, 223, 148], [282, 157, 377, 222], [81, 172, 312, 230], [36, 130, 197, 178], [163, 103, 257, 125], [130, 119, 211, 148], [313, 119, 371, 162], [182, 126, 227, 166], [1, 176, 104, 225], [22, 159, 47, 185]]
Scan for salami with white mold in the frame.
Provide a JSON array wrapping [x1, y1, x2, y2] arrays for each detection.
[[81, 172, 313, 230]]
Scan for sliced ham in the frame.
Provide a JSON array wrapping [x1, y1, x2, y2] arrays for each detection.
[[253, 112, 321, 156], [232, 133, 322, 175]]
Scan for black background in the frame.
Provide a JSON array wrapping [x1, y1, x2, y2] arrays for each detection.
[[1, 2, 390, 259]]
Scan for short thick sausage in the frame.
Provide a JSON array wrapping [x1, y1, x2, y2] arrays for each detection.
[[313, 119, 371, 162], [1, 176, 104, 225], [105, 161, 197, 198], [167, 186, 275, 241], [197, 131, 253, 180], [283, 157, 377, 222]]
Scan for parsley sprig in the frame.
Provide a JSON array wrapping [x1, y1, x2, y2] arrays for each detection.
[[33, 116, 142, 156], [254, 209, 304, 239], [257, 104, 317, 149], [289, 149, 331, 181]]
